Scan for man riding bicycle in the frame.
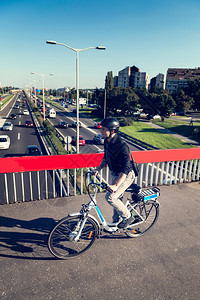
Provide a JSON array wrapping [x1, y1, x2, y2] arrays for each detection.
[[94, 118, 136, 228]]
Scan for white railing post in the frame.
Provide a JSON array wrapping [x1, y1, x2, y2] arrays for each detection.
[[4, 174, 9, 204], [21, 172, 25, 202]]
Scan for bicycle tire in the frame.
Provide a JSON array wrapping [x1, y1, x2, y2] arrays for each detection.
[[125, 200, 159, 238], [48, 215, 98, 259]]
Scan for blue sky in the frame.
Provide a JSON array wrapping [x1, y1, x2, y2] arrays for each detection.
[[1, 0, 200, 89]]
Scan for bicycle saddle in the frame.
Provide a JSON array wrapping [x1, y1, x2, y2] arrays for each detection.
[[126, 183, 141, 194]]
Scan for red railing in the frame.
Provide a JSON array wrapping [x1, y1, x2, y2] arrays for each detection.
[[0, 148, 199, 174]]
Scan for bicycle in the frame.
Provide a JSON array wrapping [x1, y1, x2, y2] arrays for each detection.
[[48, 170, 160, 259]]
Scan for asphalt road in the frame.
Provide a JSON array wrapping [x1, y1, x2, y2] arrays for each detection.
[[0, 182, 199, 299], [0, 93, 50, 204]]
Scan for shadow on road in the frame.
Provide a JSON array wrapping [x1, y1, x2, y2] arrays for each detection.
[[0, 216, 57, 260]]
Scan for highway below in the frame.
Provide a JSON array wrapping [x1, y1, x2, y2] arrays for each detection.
[[42, 97, 142, 154], [0, 93, 143, 204]]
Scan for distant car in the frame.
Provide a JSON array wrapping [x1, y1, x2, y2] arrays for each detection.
[[93, 134, 104, 145], [26, 145, 41, 156], [2, 122, 13, 131], [23, 109, 29, 115], [94, 122, 101, 129], [14, 104, 20, 109], [72, 121, 82, 128], [25, 120, 33, 127], [58, 121, 68, 128], [9, 113, 17, 119], [71, 135, 85, 146], [0, 135, 10, 149]]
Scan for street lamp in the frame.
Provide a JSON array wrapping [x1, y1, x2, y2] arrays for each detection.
[[46, 40, 106, 153], [31, 72, 53, 120]]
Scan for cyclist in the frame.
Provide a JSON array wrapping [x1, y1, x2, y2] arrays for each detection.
[[94, 117, 135, 228]]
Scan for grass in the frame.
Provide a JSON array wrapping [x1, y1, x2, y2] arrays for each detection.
[[153, 119, 200, 144], [0, 94, 13, 107], [120, 121, 195, 149]]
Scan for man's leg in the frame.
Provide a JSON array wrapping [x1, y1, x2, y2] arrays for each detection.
[[105, 171, 135, 220]]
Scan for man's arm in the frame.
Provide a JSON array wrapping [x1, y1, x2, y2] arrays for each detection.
[[94, 158, 107, 173]]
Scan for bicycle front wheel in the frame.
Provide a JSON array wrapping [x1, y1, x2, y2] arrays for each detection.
[[125, 200, 159, 238], [48, 215, 98, 259]]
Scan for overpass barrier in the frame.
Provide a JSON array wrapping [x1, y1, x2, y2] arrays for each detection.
[[0, 148, 199, 205]]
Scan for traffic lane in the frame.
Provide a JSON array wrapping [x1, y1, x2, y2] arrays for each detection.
[[1, 109, 42, 158], [0, 94, 17, 119], [47, 109, 103, 153]]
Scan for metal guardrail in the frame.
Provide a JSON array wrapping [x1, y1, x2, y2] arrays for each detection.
[[0, 152, 199, 204]]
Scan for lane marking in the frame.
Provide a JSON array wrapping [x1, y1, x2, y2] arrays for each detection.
[[19, 121, 21, 126], [18, 133, 20, 140]]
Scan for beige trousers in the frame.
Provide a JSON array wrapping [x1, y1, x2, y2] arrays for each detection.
[[105, 170, 135, 220]]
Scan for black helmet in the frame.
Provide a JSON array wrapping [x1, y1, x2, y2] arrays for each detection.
[[100, 118, 120, 132]]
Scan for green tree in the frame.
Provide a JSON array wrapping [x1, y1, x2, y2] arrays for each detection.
[[173, 88, 194, 112], [150, 92, 176, 117], [186, 78, 200, 110], [105, 71, 114, 90]]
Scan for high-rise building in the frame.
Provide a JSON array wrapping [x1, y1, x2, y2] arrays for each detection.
[[165, 67, 200, 92], [149, 73, 165, 90], [114, 65, 149, 90], [118, 67, 131, 88]]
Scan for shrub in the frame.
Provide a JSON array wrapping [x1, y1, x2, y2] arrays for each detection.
[[118, 117, 134, 127], [43, 120, 55, 135]]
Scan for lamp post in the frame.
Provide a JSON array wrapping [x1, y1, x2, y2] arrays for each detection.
[[31, 72, 53, 121], [46, 40, 106, 153]]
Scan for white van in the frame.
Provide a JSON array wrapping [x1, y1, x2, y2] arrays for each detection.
[[0, 135, 10, 149], [49, 109, 56, 118]]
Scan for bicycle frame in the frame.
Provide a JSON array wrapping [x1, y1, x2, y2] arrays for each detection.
[[69, 171, 160, 240]]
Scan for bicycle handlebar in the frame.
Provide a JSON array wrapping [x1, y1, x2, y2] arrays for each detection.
[[87, 170, 113, 193]]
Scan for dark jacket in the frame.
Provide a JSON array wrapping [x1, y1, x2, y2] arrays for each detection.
[[104, 134, 133, 175]]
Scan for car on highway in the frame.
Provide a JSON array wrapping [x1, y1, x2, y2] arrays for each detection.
[[26, 145, 41, 156], [23, 109, 29, 115], [93, 134, 104, 145], [71, 135, 85, 146], [0, 135, 10, 149], [72, 121, 82, 128], [14, 104, 20, 109], [25, 120, 33, 127], [2, 122, 13, 131], [94, 122, 101, 129], [9, 113, 17, 119], [58, 121, 68, 128]]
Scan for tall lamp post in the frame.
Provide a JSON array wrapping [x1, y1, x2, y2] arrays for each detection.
[[46, 40, 106, 153], [31, 72, 53, 121]]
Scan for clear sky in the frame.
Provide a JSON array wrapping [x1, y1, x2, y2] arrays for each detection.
[[1, 0, 200, 90]]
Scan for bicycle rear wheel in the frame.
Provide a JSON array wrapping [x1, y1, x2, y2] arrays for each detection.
[[48, 215, 98, 259], [125, 200, 159, 238]]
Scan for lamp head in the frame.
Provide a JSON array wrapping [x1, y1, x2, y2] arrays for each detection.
[[96, 46, 106, 50], [46, 40, 57, 45]]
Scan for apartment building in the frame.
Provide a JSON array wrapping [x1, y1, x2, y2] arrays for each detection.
[[118, 67, 131, 88], [115, 65, 149, 90], [149, 73, 165, 90], [130, 71, 149, 90], [165, 67, 200, 92]]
